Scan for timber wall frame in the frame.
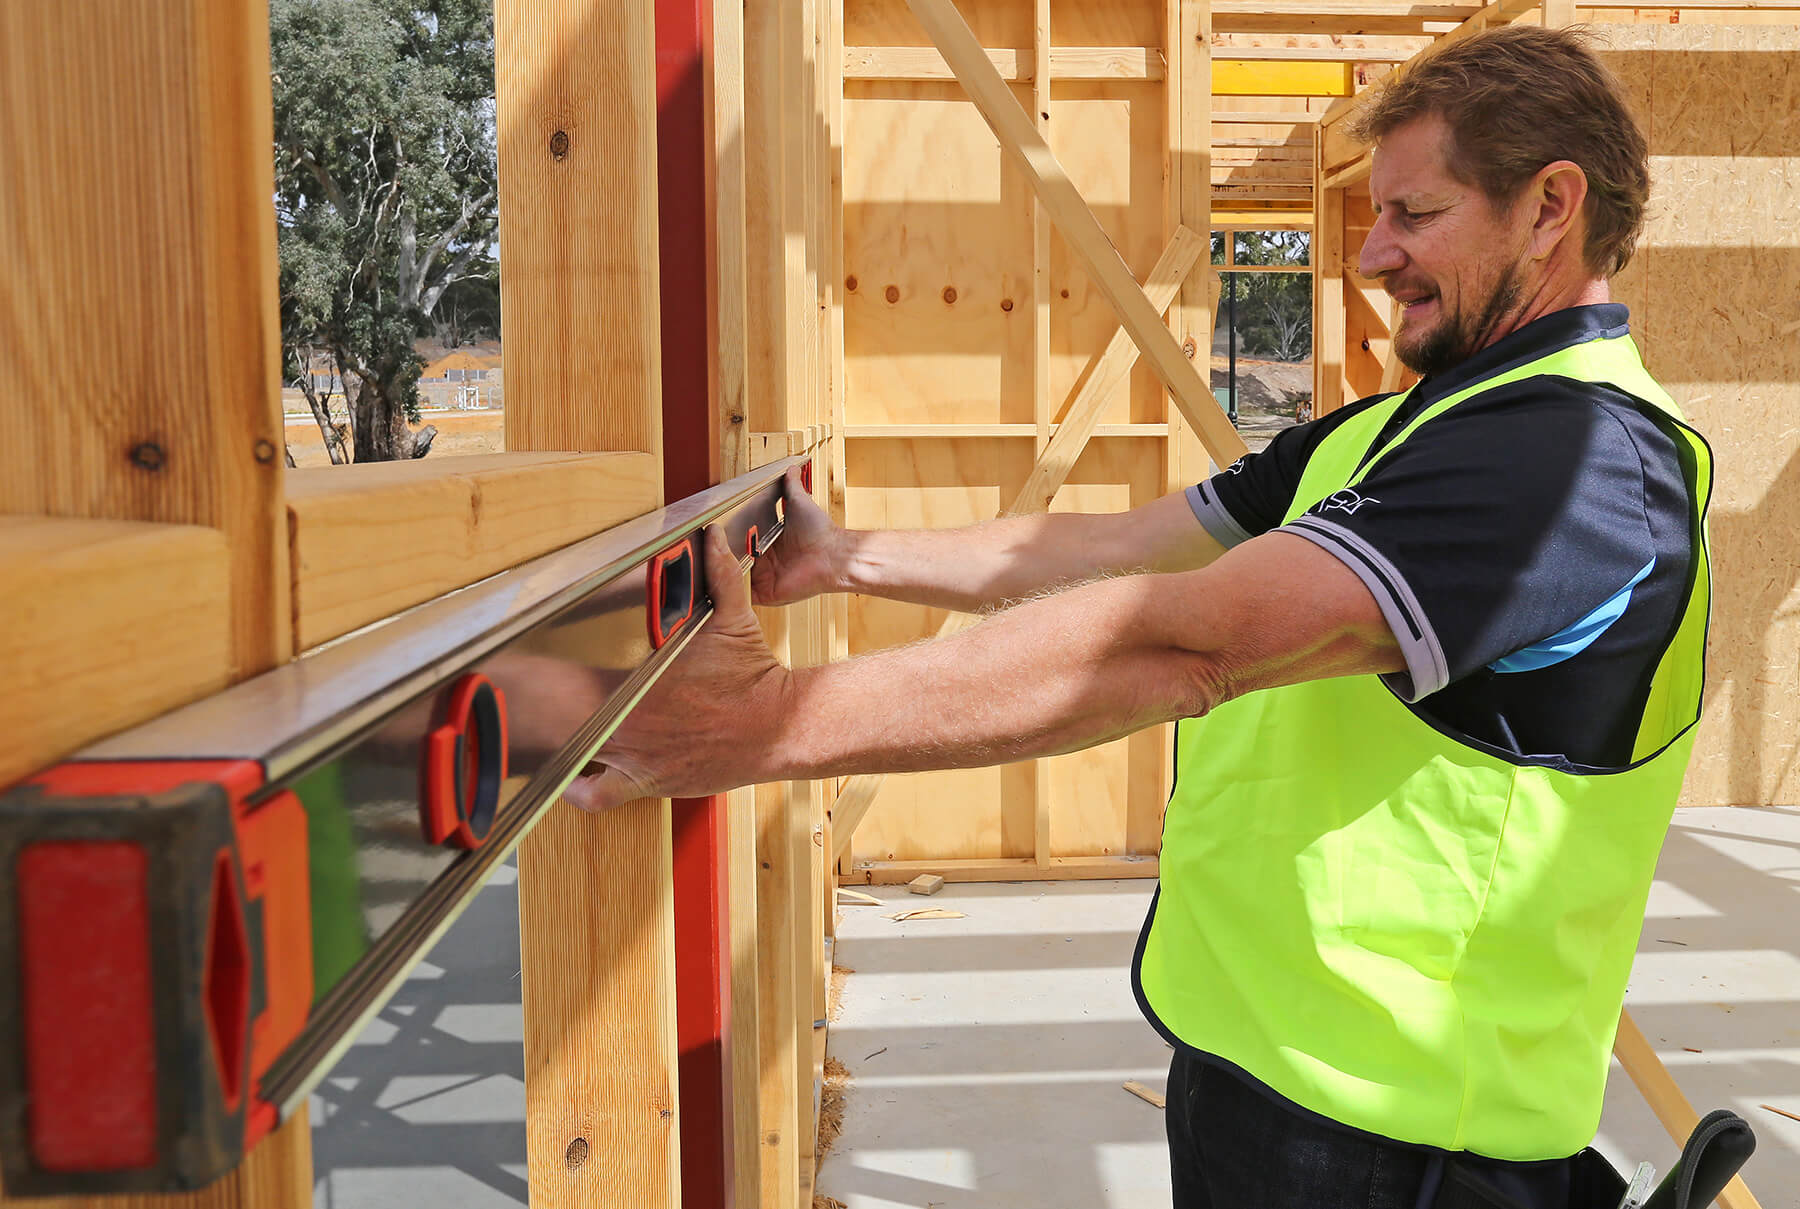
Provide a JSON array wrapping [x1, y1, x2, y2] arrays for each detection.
[[2, 3, 1795, 1209], [1, 1, 841, 1208]]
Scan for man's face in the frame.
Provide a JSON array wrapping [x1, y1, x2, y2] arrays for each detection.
[[1359, 113, 1532, 376]]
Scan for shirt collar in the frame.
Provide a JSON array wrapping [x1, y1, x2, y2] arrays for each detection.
[[1408, 303, 1632, 406]]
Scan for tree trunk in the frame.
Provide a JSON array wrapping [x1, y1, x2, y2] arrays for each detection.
[[348, 373, 437, 461]]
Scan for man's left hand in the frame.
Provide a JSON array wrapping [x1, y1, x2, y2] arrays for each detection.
[[563, 525, 791, 812]]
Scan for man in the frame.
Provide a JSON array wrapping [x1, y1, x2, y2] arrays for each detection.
[[567, 26, 1712, 1209]]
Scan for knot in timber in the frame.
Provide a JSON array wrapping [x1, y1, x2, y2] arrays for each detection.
[[549, 129, 570, 160], [941, 286, 958, 304], [129, 442, 166, 472], [564, 1136, 589, 1170], [254, 438, 276, 464], [884, 285, 900, 304]]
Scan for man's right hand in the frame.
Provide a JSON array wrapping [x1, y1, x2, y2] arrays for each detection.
[[752, 466, 848, 606]]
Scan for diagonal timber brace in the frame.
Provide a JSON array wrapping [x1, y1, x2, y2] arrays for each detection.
[[903, 0, 1247, 472]]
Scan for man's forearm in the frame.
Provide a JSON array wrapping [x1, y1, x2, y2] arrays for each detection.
[[835, 493, 1222, 614], [566, 531, 1403, 812], [762, 532, 1402, 785], [764, 572, 1215, 780]]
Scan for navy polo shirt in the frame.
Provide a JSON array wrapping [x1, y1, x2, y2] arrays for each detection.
[[1186, 304, 1695, 769]]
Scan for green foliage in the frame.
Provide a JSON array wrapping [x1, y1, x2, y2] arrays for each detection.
[[271, 0, 498, 459], [1219, 230, 1312, 363]]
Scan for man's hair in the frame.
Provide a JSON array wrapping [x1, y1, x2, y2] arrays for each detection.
[[1347, 25, 1650, 277]]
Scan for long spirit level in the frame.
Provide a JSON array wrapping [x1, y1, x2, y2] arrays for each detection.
[[0, 454, 808, 1197]]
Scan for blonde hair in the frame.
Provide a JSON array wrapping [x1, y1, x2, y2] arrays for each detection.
[[1349, 25, 1650, 276]]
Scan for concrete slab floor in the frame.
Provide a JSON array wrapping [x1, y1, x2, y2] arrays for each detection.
[[818, 807, 1800, 1209], [306, 808, 1800, 1206]]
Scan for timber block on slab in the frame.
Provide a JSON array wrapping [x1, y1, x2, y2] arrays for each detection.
[[907, 874, 945, 896], [0, 517, 231, 788], [286, 451, 660, 650]]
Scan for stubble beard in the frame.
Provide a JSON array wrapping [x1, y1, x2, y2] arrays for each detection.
[[1395, 258, 1527, 377]]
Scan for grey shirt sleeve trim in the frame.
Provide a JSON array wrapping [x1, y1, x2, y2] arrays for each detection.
[[1280, 516, 1450, 701], [1185, 481, 1256, 549]]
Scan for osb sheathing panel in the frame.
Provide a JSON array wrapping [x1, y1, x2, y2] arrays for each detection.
[[1602, 25, 1800, 806]]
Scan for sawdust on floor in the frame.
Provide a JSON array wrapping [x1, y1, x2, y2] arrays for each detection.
[[828, 963, 854, 1022], [817, 1056, 851, 1165]]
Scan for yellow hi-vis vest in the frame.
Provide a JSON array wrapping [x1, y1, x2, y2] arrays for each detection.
[[1135, 330, 1713, 1160]]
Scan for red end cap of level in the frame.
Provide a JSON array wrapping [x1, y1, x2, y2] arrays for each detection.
[[21, 759, 314, 1158], [18, 841, 161, 1171]]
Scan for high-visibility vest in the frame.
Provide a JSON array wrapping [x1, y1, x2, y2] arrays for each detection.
[[1135, 330, 1714, 1160]]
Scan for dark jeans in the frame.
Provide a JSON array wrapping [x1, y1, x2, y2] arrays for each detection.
[[1165, 1048, 1575, 1209]]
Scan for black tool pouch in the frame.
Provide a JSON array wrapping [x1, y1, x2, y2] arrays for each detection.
[[1426, 1110, 1755, 1209]]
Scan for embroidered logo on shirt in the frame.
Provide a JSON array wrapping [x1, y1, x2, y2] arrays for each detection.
[[1226, 458, 1247, 475], [1318, 489, 1380, 516]]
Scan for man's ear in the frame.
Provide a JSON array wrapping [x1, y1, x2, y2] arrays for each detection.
[[1526, 159, 1589, 262]]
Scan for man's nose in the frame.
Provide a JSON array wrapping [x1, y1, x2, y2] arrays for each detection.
[[1357, 217, 1402, 281]]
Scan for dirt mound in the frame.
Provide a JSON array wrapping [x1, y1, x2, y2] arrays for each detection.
[[1211, 356, 1311, 419]]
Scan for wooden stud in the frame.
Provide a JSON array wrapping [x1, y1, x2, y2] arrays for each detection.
[[709, 0, 753, 479], [785, 0, 821, 1171], [0, 0, 291, 684], [753, 604, 803, 1209], [725, 785, 763, 1209], [745, 0, 788, 438], [826, 0, 851, 681], [496, 2, 661, 458], [0, 2, 308, 1203], [1379, 297, 1413, 393], [496, 2, 678, 1207], [1175, 0, 1214, 483], [1029, 0, 1054, 870], [1311, 136, 1348, 417], [903, 0, 1246, 470]]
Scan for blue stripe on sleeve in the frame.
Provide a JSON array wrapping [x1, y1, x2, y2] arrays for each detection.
[[1488, 558, 1656, 674]]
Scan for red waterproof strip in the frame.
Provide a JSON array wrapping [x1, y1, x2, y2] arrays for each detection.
[[18, 841, 159, 1171]]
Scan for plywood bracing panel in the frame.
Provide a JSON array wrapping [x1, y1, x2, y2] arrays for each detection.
[[1597, 24, 1800, 807], [839, 0, 1194, 875], [1312, 23, 1800, 808]]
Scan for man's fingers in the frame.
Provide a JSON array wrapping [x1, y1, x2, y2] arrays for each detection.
[[704, 524, 756, 625], [564, 767, 643, 813]]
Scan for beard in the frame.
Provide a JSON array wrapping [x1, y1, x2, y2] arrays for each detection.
[[1394, 259, 1526, 377]]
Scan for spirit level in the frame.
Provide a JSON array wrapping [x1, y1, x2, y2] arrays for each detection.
[[0, 455, 806, 1196]]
